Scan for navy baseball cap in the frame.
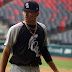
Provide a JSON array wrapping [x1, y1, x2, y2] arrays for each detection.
[[23, 1, 39, 12]]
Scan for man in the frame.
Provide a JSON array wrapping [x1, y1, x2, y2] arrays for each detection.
[[0, 1, 59, 72]]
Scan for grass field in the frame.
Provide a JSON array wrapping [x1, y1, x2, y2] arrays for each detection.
[[40, 58, 72, 70], [0, 53, 72, 70]]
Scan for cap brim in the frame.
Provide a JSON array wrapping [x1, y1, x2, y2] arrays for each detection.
[[23, 9, 38, 12]]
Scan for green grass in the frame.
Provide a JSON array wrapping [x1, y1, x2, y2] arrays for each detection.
[[0, 53, 72, 70], [40, 58, 72, 70]]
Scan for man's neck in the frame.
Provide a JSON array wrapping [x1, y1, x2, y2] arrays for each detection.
[[23, 21, 37, 25]]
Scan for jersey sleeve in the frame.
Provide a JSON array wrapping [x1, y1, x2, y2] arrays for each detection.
[[43, 26, 48, 47], [41, 46, 52, 63], [4, 22, 23, 48], [37, 22, 48, 46], [4, 27, 16, 48]]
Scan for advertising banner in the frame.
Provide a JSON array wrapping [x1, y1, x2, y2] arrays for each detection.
[[48, 45, 72, 57]]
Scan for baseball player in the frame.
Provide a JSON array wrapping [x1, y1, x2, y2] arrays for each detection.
[[0, 1, 59, 72]]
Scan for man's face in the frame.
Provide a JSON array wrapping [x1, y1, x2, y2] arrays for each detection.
[[23, 10, 39, 23]]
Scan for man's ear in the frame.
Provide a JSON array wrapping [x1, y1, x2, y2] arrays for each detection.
[[36, 11, 40, 16]]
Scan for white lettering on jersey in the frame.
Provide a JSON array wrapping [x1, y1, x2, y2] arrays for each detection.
[[25, 3, 29, 8], [28, 34, 40, 57]]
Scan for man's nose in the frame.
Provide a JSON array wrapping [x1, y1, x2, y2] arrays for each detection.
[[25, 12, 28, 16]]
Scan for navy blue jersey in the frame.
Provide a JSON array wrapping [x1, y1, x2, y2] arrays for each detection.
[[4, 22, 52, 66]]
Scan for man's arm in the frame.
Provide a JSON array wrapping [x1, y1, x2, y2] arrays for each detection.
[[39, 23, 59, 72], [0, 46, 11, 72], [48, 61, 59, 72], [41, 46, 59, 72]]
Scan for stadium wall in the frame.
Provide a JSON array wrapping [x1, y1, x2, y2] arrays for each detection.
[[48, 45, 72, 57]]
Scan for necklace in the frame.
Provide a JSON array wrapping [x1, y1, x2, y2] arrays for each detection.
[[24, 21, 37, 38], [26, 24, 36, 30]]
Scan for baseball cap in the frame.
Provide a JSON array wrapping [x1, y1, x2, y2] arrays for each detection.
[[23, 1, 39, 12]]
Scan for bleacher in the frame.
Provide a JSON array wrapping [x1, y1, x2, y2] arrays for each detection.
[[36, 0, 72, 45], [0, 0, 13, 7], [0, 21, 8, 42], [0, 0, 72, 45]]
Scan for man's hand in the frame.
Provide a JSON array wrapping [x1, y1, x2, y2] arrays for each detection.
[[48, 61, 59, 72]]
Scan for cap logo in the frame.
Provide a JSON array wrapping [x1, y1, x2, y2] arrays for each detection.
[[25, 3, 29, 8], [36, 8, 38, 10]]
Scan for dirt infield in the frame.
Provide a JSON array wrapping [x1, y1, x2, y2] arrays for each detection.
[[6, 66, 72, 72], [52, 56, 72, 61]]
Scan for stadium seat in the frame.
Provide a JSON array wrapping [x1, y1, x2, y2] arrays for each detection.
[[59, 21, 66, 31], [15, 15, 21, 21], [67, 30, 72, 44], [15, 21, 21, 25], [0, 0, 14, 6], [5, 4, 16, 26], [0, 0, 4, 6], [11, 1, 24, 21], [0, 8, 4, 20], [7, 0, 11, 2], [50, 22, 58, 33], [13, 9, 20, 15], [16, 0, 24, 8], [2, 6, 9, 22], [57, 33, 62, 42], [21, 0, 25, 3], [62, 32, 68, 43], [4, 0, 7, 4], [34, 0, 42, 4], [8, 16, 16, 27]]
